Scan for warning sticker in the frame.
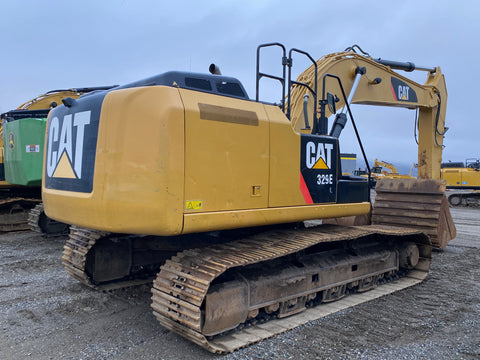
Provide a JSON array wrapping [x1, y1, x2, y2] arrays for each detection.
[[8, 133, 14, 150], [26, 145, 40, 153], [186, 200, 203, 211]]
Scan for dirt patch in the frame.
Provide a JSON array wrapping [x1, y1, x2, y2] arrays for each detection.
[[0, 208, 479, 359]]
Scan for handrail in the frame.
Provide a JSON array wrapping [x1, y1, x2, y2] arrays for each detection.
[[256, 43, 287, 112], [286, 48, 317, 127]]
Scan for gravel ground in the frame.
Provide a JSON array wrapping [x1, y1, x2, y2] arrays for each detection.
[[0, 208, 479, 360]]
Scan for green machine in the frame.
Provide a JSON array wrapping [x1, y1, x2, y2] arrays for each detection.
[[3, 117, 46, 186], [1, 114, 66, 233]]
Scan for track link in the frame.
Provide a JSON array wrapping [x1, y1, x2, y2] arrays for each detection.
[[151, 224, 431, 353], [28, 203, 70, 235], [27, 203, 43, 233], [62, 226, 181, 290], [62, 226, 110, 288]]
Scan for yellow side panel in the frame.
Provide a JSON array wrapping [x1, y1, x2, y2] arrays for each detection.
[[265, 105, 305, 206], [184, 203, 370, 234], [43, 86, 185, 235], [442, 168, 480, 188], [442, 169, 461, 187], [462, 168, 480, 187], [180, 90, 269, 211]]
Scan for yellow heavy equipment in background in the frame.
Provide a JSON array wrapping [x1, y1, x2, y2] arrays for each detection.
[[0, 87, 115, 232], [372, 159, 416, 179], [42, 43, 455, 353], [441, 159, 480, 206], [353, 160, 416, 188]]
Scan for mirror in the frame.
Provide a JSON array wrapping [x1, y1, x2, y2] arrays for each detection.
[[327, 92, 336, 114]]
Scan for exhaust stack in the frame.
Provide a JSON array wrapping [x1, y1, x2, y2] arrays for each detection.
[[209, 64, 222, 75]]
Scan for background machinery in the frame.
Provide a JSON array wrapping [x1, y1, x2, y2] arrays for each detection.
[[41, 43, 455, 353], [372, 159, 416, 179], [1, 87, 115, 232], [441, 159, 480, 206], [340, 153, 357, 175], [361, 159, 417, 187]]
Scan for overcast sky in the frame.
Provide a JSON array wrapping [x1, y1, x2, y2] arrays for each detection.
[[1, 0, 477, 172]]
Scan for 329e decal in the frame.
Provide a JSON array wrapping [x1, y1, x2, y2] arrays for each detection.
[[300, 135, 337, 204]]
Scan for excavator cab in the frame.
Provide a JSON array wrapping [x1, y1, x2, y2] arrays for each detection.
[[466, 158, 480, 170]]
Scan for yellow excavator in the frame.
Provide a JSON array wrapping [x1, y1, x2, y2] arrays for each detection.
[[42, 43, 455, 353], [372, 159, 416, 179], [0, 87, 115, 232], [441, 159, 480, 206], [353, 160, 416, 187]]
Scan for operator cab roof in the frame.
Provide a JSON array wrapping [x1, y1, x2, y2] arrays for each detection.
[[85, 71, 249, 100]]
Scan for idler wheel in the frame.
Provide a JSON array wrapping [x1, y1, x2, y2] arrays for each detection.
[[398, 243, 419, 269], [448, 195, 461, 206]]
